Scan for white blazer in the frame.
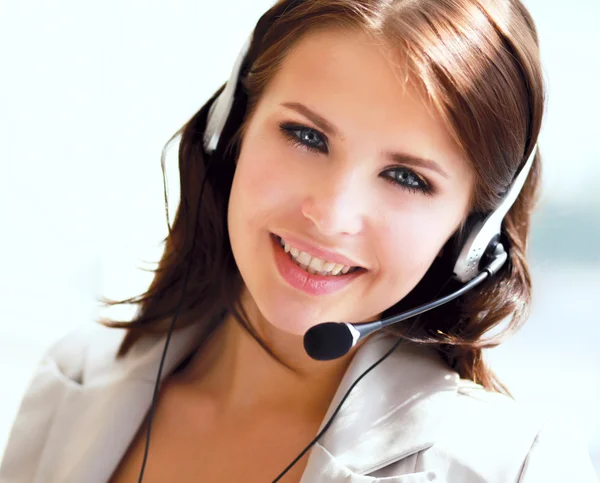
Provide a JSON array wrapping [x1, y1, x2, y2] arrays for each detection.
[[0, 322, 597, 483]]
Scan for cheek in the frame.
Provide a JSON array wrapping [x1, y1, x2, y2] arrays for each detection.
[[375, 207, 459, 288], [230, 136, 305, 225]]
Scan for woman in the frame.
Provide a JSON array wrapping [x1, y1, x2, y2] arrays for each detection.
[[1, 0, 597, 482]]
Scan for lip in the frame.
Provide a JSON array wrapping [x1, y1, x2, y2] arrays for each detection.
[[273, 232, 364, 268], [270, 234, 365, 296]]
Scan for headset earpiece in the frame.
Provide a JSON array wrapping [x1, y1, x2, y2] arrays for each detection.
[[453, 145, 537, 282]]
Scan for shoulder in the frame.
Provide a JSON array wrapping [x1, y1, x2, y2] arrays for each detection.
[[39, 323, 127, 385], [0, 325, 126, 481], [415, 379, 597, 482]]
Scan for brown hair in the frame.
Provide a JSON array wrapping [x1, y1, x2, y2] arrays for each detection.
[[102, 0, 544, 395]]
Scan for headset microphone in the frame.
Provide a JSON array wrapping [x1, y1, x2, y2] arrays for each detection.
[[304, 243, 507, 360], [302, 138, 536, 360], [302, 139, 537, 360]]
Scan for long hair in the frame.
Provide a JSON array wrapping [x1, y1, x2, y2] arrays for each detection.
[[101, 0, 545, 395]]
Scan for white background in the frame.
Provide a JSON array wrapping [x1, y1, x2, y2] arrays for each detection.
[[1, 0, 599, 475]]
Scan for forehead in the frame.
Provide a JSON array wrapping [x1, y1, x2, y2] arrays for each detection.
[[258, 27, 469, 176]]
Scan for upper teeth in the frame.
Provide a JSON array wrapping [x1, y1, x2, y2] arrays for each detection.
[[279, 237, 355, 276]]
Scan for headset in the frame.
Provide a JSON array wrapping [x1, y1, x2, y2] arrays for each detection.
[[202, 31, 537, 361], [137, 21, 538, 483]]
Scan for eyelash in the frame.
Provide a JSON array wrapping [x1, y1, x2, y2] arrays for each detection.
[[278, 122, 434, 196]]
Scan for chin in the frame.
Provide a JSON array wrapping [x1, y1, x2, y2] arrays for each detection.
[[266, 310, 321, 337], [256, 302, 327, 337]]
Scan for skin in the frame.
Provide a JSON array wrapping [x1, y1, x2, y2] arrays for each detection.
[[207, 27, 475, 414]]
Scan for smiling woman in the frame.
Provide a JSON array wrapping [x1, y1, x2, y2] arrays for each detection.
[[1, 0, 597, 482], [228, 27, 475, 338]]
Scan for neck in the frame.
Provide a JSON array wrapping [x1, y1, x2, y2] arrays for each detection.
[[181, 288, 359, 420]]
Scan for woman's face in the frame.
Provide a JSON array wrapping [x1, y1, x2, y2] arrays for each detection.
[[228, 28, 475, 336]]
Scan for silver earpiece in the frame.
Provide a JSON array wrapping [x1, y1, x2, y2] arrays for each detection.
[[453, 144, 537, 282]]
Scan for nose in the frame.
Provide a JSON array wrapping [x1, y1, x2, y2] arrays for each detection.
[[301, 175, 366, 237]]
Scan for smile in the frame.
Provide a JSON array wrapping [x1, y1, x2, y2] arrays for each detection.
[[271, 234, 366, 296], [276, 235, 359, 276]]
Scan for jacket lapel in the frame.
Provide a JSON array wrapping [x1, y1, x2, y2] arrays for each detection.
[[35, 322, 208, 483], [300, 333, 459, 481]]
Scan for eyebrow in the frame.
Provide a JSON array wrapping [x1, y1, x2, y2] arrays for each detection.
[[280, 101, 450, 179], [387, 152, 449, 179], [281, 102, 340, 138]]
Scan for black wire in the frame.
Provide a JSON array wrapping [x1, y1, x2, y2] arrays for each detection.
[[137, 150, 214, 483], [270, 330, 409, 482]]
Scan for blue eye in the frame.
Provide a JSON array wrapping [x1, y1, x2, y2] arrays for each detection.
[[383, 167, 433, 196], [279, 123, 328, 153]]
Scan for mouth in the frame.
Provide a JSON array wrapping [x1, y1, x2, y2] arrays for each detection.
[[272, 234, 363, 277], [270, 233, 366, 296]]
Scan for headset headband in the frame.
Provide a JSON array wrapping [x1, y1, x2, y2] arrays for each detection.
[[202, 29, 538, 283]]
